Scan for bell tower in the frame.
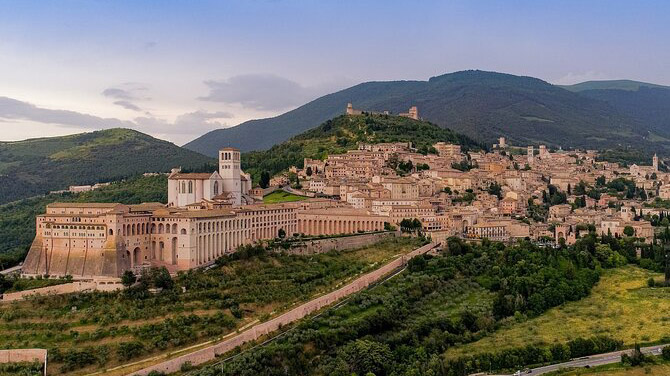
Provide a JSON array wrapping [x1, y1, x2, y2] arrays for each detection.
[[653, 153, 659, 171], [219, 147, 242, 205]]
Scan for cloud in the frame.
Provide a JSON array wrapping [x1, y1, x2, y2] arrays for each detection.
[[113, 100, 143, 111], [0, 96, 132, 129], [0, 96, 230, 138], [199, 73, 335, 112], [102, 84, 149, 112]]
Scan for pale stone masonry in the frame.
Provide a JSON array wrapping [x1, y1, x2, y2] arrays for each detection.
[[22, 128, 668, 279]]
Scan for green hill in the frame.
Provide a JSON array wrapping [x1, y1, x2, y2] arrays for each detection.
[[565, 83, 670, 141], [241, 113, 482, 182], [560, 79, 670, 92], [0, 128, 213, 204], [185, 70, 668, 155]]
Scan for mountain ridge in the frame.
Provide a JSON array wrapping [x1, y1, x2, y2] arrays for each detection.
[[185, 70, 669, 156], [0, 128, 213, 204]]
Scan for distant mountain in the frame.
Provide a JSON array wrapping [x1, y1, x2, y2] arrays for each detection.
[[561, 80, 670, 141], [241, 113, 482, 182], [560, 79, 670, 92], [0, 128, 213, 204], [185, 70, 670, 157]]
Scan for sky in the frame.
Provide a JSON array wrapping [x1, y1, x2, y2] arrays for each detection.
[[1, 0, 669, 145]]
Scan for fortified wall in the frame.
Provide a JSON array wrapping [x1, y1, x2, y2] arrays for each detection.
[[282, 231, 397, 255]]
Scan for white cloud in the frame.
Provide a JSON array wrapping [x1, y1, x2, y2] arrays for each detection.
[[0, 96, 232, 142], [102, 84, 150, 112], [199, 73, 342, 112]]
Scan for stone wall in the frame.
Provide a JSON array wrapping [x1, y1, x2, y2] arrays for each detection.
[[0, 348, 46, 367], [284, 232, 396, 255], [130, 242, 436, 376], [1, 280, 123, 303]]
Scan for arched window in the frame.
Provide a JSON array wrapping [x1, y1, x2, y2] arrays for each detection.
[[181, 228, 187, 235], [181, 181, 186, 193], [214, 181, 219, 196], [109, 229, 114, 236], [188, 181, 193, 193]]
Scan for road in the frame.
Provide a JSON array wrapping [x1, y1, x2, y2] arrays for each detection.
[[507, 344, 668, 375], [0, 264, 22, 275]]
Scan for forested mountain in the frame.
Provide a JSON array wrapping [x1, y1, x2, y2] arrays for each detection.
[[185, 70, 670, 156], [241, 113, 483, 182], [0, 128, 213, 204], [562, 80, 670, 141]]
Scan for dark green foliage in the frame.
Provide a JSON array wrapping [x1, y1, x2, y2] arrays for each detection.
[[0, 128, 212, 204], [0, 361, 43, 376], [121, 270, 136, 287], [192, 239, 611, 376], [185, 71, 669, 156], [487, 182, 502, 199], [241, 114, 481, 183], [662, 345, 670, 360]]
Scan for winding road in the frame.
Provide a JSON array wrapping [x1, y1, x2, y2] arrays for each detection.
[[506, 344, 668, 375]]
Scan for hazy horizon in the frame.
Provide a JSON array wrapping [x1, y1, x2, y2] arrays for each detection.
[[2, 0, 669, 144]]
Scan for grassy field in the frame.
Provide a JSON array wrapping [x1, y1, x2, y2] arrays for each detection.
[[0, 237, 422, 375], [263, 190, 308, 203], [445, 265, 670, 359]]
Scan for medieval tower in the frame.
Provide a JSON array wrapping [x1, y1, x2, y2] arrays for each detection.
[[219, 147, 242, 205]]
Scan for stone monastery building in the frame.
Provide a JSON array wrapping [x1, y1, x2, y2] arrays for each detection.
[[21, 148, 387, 279]]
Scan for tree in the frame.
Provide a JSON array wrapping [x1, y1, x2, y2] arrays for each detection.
[[259, 171, 271, 189], [487, 182, 502, 199], [338, 339, 392, 376], [623, 226, 635, 237], [278, 228, 286, 238], [305, 166, 313, 176], [121, 270, 136, 287], [150, 267, 174, 290]]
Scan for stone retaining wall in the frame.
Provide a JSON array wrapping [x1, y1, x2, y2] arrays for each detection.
[[284, 232, 396, 255], [0, 348, 46, 369], [130, 242, 436, 375]]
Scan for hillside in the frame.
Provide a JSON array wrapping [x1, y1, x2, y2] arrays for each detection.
[[241, 113, 482, 182], [561, 79, 670, 92], [566, 82, 670, 140], [0, 128, 213, 204], [185, 70, 667, 156]]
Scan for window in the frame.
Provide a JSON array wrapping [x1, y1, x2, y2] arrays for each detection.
[[181, 181, 186, 193], [188, 181, 193, 193], [214, 181, 219, 195]]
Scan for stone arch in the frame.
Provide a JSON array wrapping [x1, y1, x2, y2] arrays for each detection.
[[158, 223, 164, 234], [109, 228, 114, 236], [171, 237, 177, 265], [181, 228, 187, 235], [159, 241, 165, 261], [172, 223, 178, 234], [133, 247, 141, 266]]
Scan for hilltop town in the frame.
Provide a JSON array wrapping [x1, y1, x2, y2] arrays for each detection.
[[18, 105, 668, 280]]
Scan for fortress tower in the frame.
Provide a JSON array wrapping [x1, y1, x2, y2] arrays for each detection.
[[219, 147, 242, 205], [527, 145, 534, 164], [653, 153, 659, 171]]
